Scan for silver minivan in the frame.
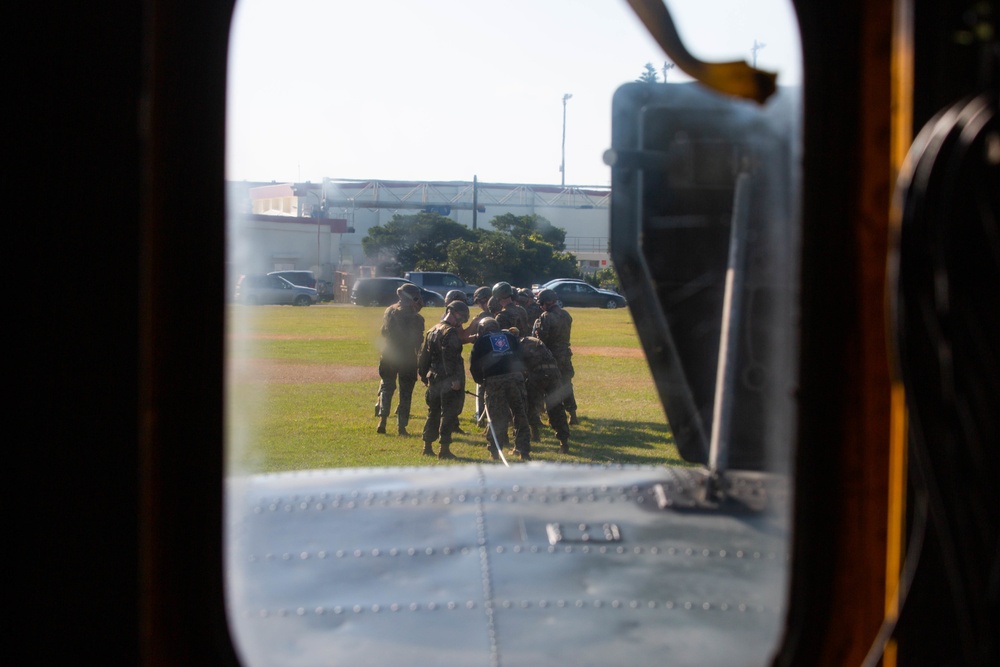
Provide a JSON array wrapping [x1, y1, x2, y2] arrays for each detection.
[[402, 271, 477, 302], [234, 274, 318, 306]]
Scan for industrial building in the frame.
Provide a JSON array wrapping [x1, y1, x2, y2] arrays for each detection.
[[227, 177, 612, 296]]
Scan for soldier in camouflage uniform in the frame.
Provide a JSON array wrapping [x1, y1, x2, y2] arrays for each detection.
[[492, 281, 530, 334], [467, 286, 494, 425], [375, 283, 425, 436], [418, 300, 470, 459], [488, 285, 526, 442], [444, 289, 467, 307], [487, 295, 502, 318], [444, 289, 473, 433], [467, 286, 493, 332], [470, 317, 531, 461], [533, 288, 578, 424], [518, 288, 542, 332], [519, 332, 570, 452]]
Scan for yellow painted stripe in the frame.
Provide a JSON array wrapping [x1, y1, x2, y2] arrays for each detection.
[[884, 383, 908, 665], [884, 2, 914, 664]]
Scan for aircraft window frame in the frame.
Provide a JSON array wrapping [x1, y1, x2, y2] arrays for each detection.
[[223, 1, 803, 665]]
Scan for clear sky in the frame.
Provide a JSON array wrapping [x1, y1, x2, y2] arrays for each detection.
[[227, 0, 801, 187]]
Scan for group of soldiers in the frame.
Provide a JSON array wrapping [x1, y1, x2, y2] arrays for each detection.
[[375, 280, 578, 462]]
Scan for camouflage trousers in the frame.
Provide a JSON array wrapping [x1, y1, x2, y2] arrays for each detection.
[[377, 359, 417, 428], [422, 378, 463, 445], [551, 355, 577, 413], [482, 372, 531, 455], [526, 367, 569, 441]]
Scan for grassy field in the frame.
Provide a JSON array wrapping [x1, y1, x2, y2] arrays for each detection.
[[226, 303, 681, 473]]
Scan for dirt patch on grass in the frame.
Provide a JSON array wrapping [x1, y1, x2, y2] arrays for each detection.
[[231, 333, 354, 341], [229, 347, 642, 385], [573, 346, 646, 359], [229, 359, 376, 384]]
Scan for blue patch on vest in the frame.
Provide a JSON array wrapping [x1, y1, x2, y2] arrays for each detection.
[[489, 333, 510, 353]]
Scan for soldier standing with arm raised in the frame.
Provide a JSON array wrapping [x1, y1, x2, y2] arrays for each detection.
[[417, 300, 470, 459], [467, 286, 494, 334], [375, 283, 425, 436], [492, 281, 529, 335]]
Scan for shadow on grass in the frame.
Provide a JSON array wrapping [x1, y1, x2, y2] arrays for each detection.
[[438, 415, 687, 467], [555, 416, 687, 466]]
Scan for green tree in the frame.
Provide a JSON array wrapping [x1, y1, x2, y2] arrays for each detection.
[[636, 62, 659, 83], [489, 212, 566, 250], [447, 232, 521, 285], [482, 214, 579, 286], [362, 211, 579, 287], [361, 211, 475, 275], [590, 265, 622, 292], [517, 233, 578, 284]]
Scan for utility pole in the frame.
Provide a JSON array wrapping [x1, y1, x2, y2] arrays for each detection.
[[751, 39, 766, 68], [561, 93, 572, 187], [662, 61, 675, 82]]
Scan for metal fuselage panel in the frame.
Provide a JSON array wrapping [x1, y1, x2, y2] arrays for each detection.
[[226, 464, 789, 666]]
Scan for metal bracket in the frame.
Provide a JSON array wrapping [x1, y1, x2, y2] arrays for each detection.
[[546, 522, 622, 546]]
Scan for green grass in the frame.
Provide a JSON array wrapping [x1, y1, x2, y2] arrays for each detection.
[[226, 303, 681, 473], [570, 309, 645, 348]]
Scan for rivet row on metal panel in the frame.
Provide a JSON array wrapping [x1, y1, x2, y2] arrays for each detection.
[[244, 546, 784, 562], [250, 488, 667, 513], [244, 599, 773, 618]]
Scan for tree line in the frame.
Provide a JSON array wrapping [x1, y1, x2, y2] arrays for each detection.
[[361, 211, 581, 287]]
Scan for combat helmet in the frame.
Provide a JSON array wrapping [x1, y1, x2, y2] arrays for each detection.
[[397, 283, 423, 303], [473, 286, 492, 303], [477, 317, 500, 335], [445, 289, 467, 304], [536, 288, 558, 305], [491, 281, 513, 300], [446, 299, 470, 323]]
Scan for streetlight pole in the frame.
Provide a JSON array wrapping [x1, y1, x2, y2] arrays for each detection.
[[751, 39, 766, 68], [561, 93, 572, 187]]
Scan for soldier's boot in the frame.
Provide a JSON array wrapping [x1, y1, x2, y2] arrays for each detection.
[[530, 425, 541, 442], [558, 435, 569, 454], [376, 416, 388, 434], [398, 424, 410, 437], [568, 410, 579, 425], [438, 443, 457, 460], [487, 446, 500, 461], [518, 450, 532, 462], [422, 442, 436, 456], [453, 425, 466, 435]]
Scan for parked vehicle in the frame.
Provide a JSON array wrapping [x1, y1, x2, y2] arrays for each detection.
[[268, 270, 334, 301], [235, 274, 318, 306], [350, 277, 445, 307], [533, 278, 589, 290], [268, 270, 316, 288], [538, 279, 626, 309], [402, 271, 477, 302]]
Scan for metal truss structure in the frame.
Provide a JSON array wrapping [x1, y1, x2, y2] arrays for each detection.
[[316, 178, 611, 213]]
